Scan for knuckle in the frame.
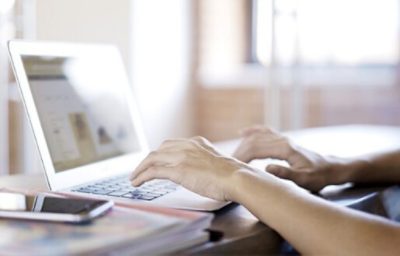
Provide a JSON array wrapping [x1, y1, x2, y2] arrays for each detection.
[[162, 138, 183, 145], [192, 135, 204, 142], [194, 136, 210, 146], [148, 150, 158, 157], [161, 139, 174, 147], [248, 133, 259, 143], [186, 139, 198, 148]]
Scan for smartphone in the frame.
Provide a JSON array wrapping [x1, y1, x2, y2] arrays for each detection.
[[0, 192, 113, 224]]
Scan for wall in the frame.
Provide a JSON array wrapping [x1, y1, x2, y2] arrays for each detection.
[[130, 0, 193, 148], [35, 0, 193, 149], [36, 0, 131, 68], [197, 85, 400, 141]]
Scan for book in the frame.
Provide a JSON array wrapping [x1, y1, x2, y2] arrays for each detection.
[[0, 189, 213, 255]]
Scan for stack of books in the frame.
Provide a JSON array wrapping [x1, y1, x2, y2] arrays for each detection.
[[0, 190, 213, 255]]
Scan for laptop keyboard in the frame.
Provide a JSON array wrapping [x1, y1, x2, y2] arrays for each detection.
[[72, 176, 178, 201]]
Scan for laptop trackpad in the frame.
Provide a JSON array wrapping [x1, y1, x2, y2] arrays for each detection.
[[154, 187, 230, 211]]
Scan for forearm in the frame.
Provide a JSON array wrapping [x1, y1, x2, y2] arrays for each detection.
[[328, 150, 400, 185], [230, 169, 400, 255]]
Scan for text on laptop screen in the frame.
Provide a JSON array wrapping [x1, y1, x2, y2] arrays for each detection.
[[21, 55, 140, 172]]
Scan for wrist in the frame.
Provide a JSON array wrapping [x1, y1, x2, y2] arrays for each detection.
[[324, 157, 371, 185], [227, 165, 275, 203], [341, 158, 372, 183], [225, 166, 256, 202]]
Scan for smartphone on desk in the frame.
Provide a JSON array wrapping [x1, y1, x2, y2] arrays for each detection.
[[0, 192, 113, 224]]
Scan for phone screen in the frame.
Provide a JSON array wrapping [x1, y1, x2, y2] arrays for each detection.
[[0, 192, 109, 215]]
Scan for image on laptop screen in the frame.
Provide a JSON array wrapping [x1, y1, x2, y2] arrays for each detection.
[[21, 55, 140, 172]]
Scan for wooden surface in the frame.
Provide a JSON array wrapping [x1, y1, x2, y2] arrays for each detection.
[[188, 204, 283, 255]]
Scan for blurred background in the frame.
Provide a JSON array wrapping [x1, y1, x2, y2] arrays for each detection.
[[1, 0, 399, 175]]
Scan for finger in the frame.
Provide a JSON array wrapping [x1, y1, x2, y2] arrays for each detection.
[[266, 164, 308, 186], [130, 151, 181, 180], [266, 164, 309, 188], [131, 165, 176, 187], [266, 164, 294, 179], [239, 125, 268, 136], [190, 136, 220, 155], [253, 140, 294, 161], [240, 126, 276, 137]]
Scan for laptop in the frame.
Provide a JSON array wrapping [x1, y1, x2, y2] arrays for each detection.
[[8, 40, 229, 211]]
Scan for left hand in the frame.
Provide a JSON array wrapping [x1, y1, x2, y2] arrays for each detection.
[[233, 125, 332, 192], [233, 126, 291, 163], [130, 137, 251, 201]]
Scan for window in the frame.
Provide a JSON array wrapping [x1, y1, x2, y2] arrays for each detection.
[[195, 0, 400, 141], [254, 0, 400, 66]]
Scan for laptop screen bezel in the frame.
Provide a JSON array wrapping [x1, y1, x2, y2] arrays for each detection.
[[8, 40, 149, 191]]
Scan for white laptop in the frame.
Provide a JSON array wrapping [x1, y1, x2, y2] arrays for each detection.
[[8, 40, 228, 211]]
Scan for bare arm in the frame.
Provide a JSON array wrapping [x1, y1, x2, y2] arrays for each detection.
[[234, 169, 400, 255], [336, 150, 400, 185], [130, 137, 400, 255]]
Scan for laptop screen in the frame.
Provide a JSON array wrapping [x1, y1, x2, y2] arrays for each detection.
[[21, 55, 140, 172]]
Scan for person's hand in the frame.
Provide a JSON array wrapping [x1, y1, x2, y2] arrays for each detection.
[[233, 126, 288, 163], [233, 126, 334, 192], [130, 137, 252, 201]]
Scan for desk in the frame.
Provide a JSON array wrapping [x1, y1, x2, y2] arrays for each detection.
[[2, 125, 400, 254]]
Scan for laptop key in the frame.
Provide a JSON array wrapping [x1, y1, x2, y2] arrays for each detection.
[[92, 189, 114, 195], [122, 193, 141, 199], [76, 188, 93, 193], [76, 177, 174, 201], [129, 189, 143, 196], [107, 185, 121, 189], [88, 185, 106, 189], [120, 186, 133, 190], [108, 191, 130, 197]]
